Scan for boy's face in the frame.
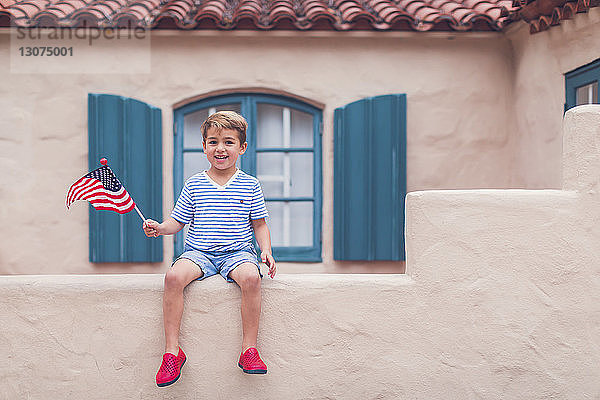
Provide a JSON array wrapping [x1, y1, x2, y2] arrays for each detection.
[[202, 127, 247, 171]]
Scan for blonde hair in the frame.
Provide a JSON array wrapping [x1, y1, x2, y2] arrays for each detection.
[[201, 111, 248, 143]]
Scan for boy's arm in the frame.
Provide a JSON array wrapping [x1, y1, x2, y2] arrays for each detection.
[[143, 217, 184, 237], [251, 218, 276, 278]]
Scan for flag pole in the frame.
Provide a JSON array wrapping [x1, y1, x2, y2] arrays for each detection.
[[134, 205, 146, 222], [99, 157, 147, 222]]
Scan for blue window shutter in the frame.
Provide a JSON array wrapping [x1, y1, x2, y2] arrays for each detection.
[[88, 93, 163, 262], [334, 94, 406, 261]]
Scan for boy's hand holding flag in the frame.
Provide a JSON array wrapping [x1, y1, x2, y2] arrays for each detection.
[[143, 219, 161, 237]]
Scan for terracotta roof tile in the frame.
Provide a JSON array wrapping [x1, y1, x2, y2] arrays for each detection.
[[119, 0, 162, 20], [169, 0, 194, 13], [437, 1, 461, 12], [0, 0, 529, 31], [449, 7, 473, 19], [303, 3, 332, 18], [511, 0, 599, 32], [34, 0, 82, 21]]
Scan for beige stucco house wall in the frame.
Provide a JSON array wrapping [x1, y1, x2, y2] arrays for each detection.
[[1, 7, 599, 275], [1, 29, 516, 275], [507, 6, 600, 188], [1, 105, 599, 399]]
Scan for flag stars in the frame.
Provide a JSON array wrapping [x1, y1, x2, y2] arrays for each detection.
[[85, 166, 122, 192]]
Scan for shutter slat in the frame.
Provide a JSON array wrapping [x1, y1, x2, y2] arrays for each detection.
[[88, 94, 163, 262], [334, 94, 406, 261]]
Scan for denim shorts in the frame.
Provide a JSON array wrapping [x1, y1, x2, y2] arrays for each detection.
[[172, 244, 262, 283]]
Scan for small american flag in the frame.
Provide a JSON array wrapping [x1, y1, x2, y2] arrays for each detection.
[[66, 165, 135, 214]]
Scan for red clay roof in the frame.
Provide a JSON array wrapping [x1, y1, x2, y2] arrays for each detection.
[[512, 0, 599, 33], [0, 0, 517, 31]]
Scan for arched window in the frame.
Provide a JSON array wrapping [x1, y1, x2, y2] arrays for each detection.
[[174, 93, 322, 262]]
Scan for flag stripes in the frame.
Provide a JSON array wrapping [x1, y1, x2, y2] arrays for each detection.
[[66, 166, 135, 214]]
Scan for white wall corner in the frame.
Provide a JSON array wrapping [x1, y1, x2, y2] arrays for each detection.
[[399, 108, 600, 398], [562, 105, 600, 193]]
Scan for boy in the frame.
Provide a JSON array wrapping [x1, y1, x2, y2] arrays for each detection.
[[143, 111, 276, 387]]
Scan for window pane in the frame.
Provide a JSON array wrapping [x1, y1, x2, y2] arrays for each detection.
[[260, 180, 284, 198], [291, 108, 313, 147], [257, 103, 283, 148], [184, 152, 210, 181], [267, 201, 284, 246], [290, 153, 313, 197], [257, 152, 284, 197], [184, 103, 241, 148], [257, 152, 313, 197], [184, 109, 208, 149], [257, 103, 314, 148], [576, 82, 599, 106], [290, 202, 313, 246], [257, 152, 283, 175], [267, 201, 313, 247]]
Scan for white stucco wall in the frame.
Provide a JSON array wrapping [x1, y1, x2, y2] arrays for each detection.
[[1, 106, 598, 399], [0, 30, 516, 275], [507, 7, 600, 189]]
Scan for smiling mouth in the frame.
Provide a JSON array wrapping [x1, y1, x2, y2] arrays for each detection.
[[215, 155, 228, 160]]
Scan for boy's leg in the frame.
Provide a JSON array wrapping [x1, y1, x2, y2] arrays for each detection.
[[229, 263, 261, 352], [163, 258, 203, 355]]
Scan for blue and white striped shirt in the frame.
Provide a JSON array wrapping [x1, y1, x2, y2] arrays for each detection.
[[171, 169, 268, 252]]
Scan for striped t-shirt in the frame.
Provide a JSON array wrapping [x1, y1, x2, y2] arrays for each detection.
[[171, 169, 268, 252]]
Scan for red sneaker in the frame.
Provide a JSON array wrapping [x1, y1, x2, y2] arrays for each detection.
[[238, 347, 267, 374], [156, 347, 186, 387]]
